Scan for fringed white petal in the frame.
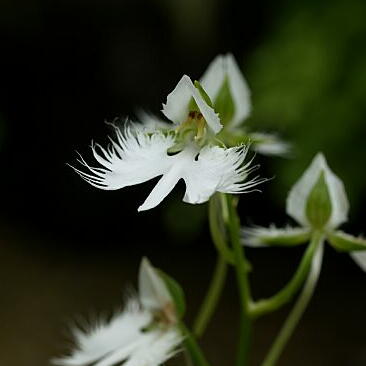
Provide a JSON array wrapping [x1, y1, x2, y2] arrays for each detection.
[[181, 145, 265, 204], [70, 125, 175, 191], [52, 298, 151, 366], [249, 132, 291, 157], [91, 334, 153, 366], [242, 225, 311, 247], [286, 153, 349, 229], [123, 329, 182, 366], [162, 74, 222, 134], [138, 258, 173, 313], [200, 53, 251, 128]]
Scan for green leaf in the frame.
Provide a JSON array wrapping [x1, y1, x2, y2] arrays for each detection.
[[213, 76, 235, 125], [328, 230, 366, 252], [306, 171, 332, 229], [156, 269, 186, 318]]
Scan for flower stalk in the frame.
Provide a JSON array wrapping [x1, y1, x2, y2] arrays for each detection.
[[193, 254, 228, 338], [226, 193, 253, 366], [249, 232, 319, 318], [260, 231, 324, 366]]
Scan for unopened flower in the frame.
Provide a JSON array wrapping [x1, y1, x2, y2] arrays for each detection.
[[200, 53, 290, 156], [72, 75, 263, 211], [243, 152, 366, 270], [53, 258, 182, 366]]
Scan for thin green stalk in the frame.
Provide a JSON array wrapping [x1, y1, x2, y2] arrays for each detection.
[[226, 194, 253, 366], [193, 255, 228, 337], [208, 194, 235, 264], [192, 195, 232, 338], [179, 322, 212, 366], [250, 233, 320, 318], [260, 233, 324, 366]]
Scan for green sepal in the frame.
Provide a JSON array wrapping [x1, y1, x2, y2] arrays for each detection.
[[194, 80, 214, 108], [328, 231, 366, 252], [260, 229, 311, 247], [156, 269, 186, 318], [306, 171, 332, 229], [218, 130, 250, 147], [213, 76, 235, 125]]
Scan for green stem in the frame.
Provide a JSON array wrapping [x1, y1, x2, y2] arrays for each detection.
[[250, 232, 320, 318], [208, 194, 235, 264], [260, 232, 324, 366], [193, 255, 228, 338], [179, 322, 212, 366], [236, 310, 252, 366], [226, 194, 253, 366]]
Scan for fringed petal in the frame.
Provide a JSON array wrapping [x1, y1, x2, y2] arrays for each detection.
[[52, 298, 151, 366], [70, 124, 175, 191], [242, 225, 311, 247]]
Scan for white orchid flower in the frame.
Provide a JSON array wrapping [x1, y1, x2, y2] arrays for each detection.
[[242, 152, 366, 271], [72, 75, 263, 211], [199, 53, 290, 156], [53, 258, 182, 366]]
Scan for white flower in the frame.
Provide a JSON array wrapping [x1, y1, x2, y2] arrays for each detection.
[[286, 152, 349, 229], [52, 258, 182, 366], [72, 75, 263, 211], [242, 152, 366, 272]]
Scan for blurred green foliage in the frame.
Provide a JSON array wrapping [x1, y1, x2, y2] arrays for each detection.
[[246, 0, 366, 211]]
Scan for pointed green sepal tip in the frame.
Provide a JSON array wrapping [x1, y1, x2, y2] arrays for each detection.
[[305, 171, 332, 229], [328, 231, 366, 252], [156, 269, 186, 319], [193, 80, 214, 108], [212, 76, 235, 126]]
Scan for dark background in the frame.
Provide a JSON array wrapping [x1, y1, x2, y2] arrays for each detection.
[[0, 0, 365, 365]]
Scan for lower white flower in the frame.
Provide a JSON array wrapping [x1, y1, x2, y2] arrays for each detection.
[[72, 124, 262, 211], [52, 259, 183, 366]]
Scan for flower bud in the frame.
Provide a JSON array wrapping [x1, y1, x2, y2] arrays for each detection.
[[286, 153, 349, 230]]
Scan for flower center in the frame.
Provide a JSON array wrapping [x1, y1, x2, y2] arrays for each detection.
[[141, 302, 177, 333], [167, 111, 208, 155], [178, 111, 207, 139]]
